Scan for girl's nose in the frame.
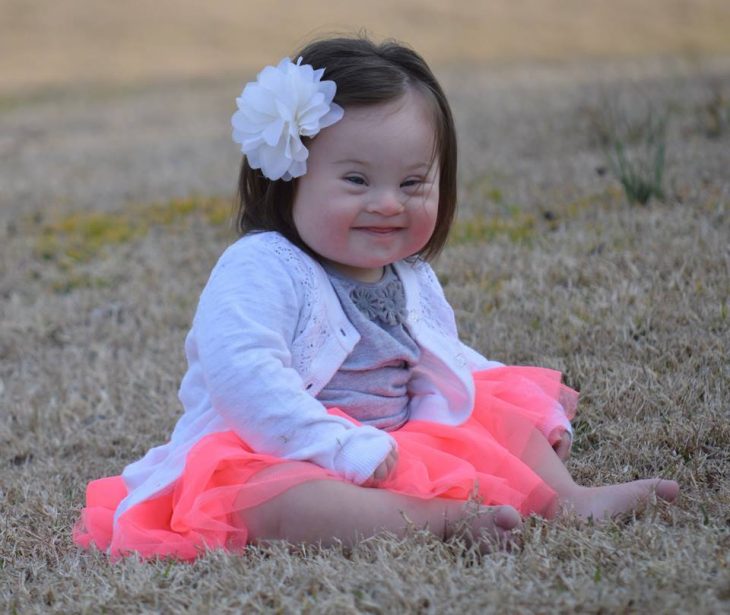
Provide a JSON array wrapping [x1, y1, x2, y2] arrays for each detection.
[[367, 190, 405, 215]]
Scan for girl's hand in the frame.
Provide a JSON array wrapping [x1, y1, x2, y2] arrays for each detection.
[[366, 446, 399, 485], [552, 430, 572, 462]]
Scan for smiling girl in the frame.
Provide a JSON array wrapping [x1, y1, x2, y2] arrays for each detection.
[[74, 36, 678, 560]]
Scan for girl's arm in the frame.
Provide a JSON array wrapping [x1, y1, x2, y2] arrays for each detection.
[[462, 338, 574, 449], [423, 261, 574, 450], [191, 239, 394, 484], [459, 341, 505, 372]]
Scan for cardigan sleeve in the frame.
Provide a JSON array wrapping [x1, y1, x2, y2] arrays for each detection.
[[459, 345, 573, 439], [419, 260, 573, 439], [459, 341, 505, 372], [190, 239, 394, 484]]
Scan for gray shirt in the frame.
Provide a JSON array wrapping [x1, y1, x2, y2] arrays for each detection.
[[317, 265, 421, 431]]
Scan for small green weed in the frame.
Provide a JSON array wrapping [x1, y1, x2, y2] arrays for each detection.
[[584, 100, 669, 205], [35, 196, 233, 264], [466, 174, 505, 205], [449, 210, 535, 245], [30, 196, 234, 294], [37, 211, 141, 262], [607, 113, 667, 205], [455, 175, 535, 244]]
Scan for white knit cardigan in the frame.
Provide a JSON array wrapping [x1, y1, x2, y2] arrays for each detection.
[[114, 231, 569, 523]]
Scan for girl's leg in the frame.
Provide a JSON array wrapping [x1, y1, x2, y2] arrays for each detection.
[[235, 463, 521, 551], [514, 428, 679, 519]]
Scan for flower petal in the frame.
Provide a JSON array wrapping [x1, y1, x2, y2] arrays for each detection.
[[288, 159, 308, 178], [262, 118, 285, 146], [259, 142, 291, 180], [319, 103, 345, 129], [319, 80, 336, 102]]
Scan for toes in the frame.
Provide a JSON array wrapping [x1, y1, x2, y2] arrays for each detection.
[[655, 479, 679, 502], [493, 505, 522, 531], [470, 506, 522, 553]]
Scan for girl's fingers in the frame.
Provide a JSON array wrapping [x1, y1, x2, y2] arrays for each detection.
[[367, 447, 399, 485], [386, 448, 398, 476], [553, 433, 572, 461], [372, 450, 397, 483]]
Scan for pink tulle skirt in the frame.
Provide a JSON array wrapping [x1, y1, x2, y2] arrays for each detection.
[[74, 367, 577, 560]]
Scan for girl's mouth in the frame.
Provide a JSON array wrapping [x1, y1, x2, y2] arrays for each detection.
[[356, 227, 402, 234]]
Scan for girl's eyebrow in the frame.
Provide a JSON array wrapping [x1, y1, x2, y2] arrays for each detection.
[[333, 158, 368, 166], [333, 158, 432, 171]]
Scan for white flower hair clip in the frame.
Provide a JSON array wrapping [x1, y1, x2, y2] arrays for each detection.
[[231, 57, 344, 181]]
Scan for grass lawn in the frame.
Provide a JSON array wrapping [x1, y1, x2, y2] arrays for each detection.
[[1, 7, 729, 611]]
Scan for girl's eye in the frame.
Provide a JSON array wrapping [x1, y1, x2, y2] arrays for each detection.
[[344, 175, 366, 186], [401, 179, 423, 188]]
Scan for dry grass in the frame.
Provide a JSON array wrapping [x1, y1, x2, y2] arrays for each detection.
[[2, 0, 730, 94], [1, 52, 729, 614]]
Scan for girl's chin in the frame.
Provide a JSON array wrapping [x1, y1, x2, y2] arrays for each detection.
[[322, 260, 386, 283]]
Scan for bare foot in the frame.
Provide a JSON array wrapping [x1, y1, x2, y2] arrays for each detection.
[[448, 504, 522, 553], [566, 479, 679, 521]]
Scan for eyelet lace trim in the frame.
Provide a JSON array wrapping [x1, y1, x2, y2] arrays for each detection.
[[268, 235, 329, 377], [413, 259, 457, 338]]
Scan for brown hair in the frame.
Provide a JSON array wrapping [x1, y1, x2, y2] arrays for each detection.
[[236, 35, 457, 261]]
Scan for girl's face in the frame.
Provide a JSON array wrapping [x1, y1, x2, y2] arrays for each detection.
[[292, 89, 439, 282]]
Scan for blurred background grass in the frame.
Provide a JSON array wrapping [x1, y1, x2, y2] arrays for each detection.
[[2, 0, 730, 95], [2, 3, 729, 613]]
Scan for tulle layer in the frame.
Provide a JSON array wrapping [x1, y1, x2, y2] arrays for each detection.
[[74, 366, 577, 560]]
